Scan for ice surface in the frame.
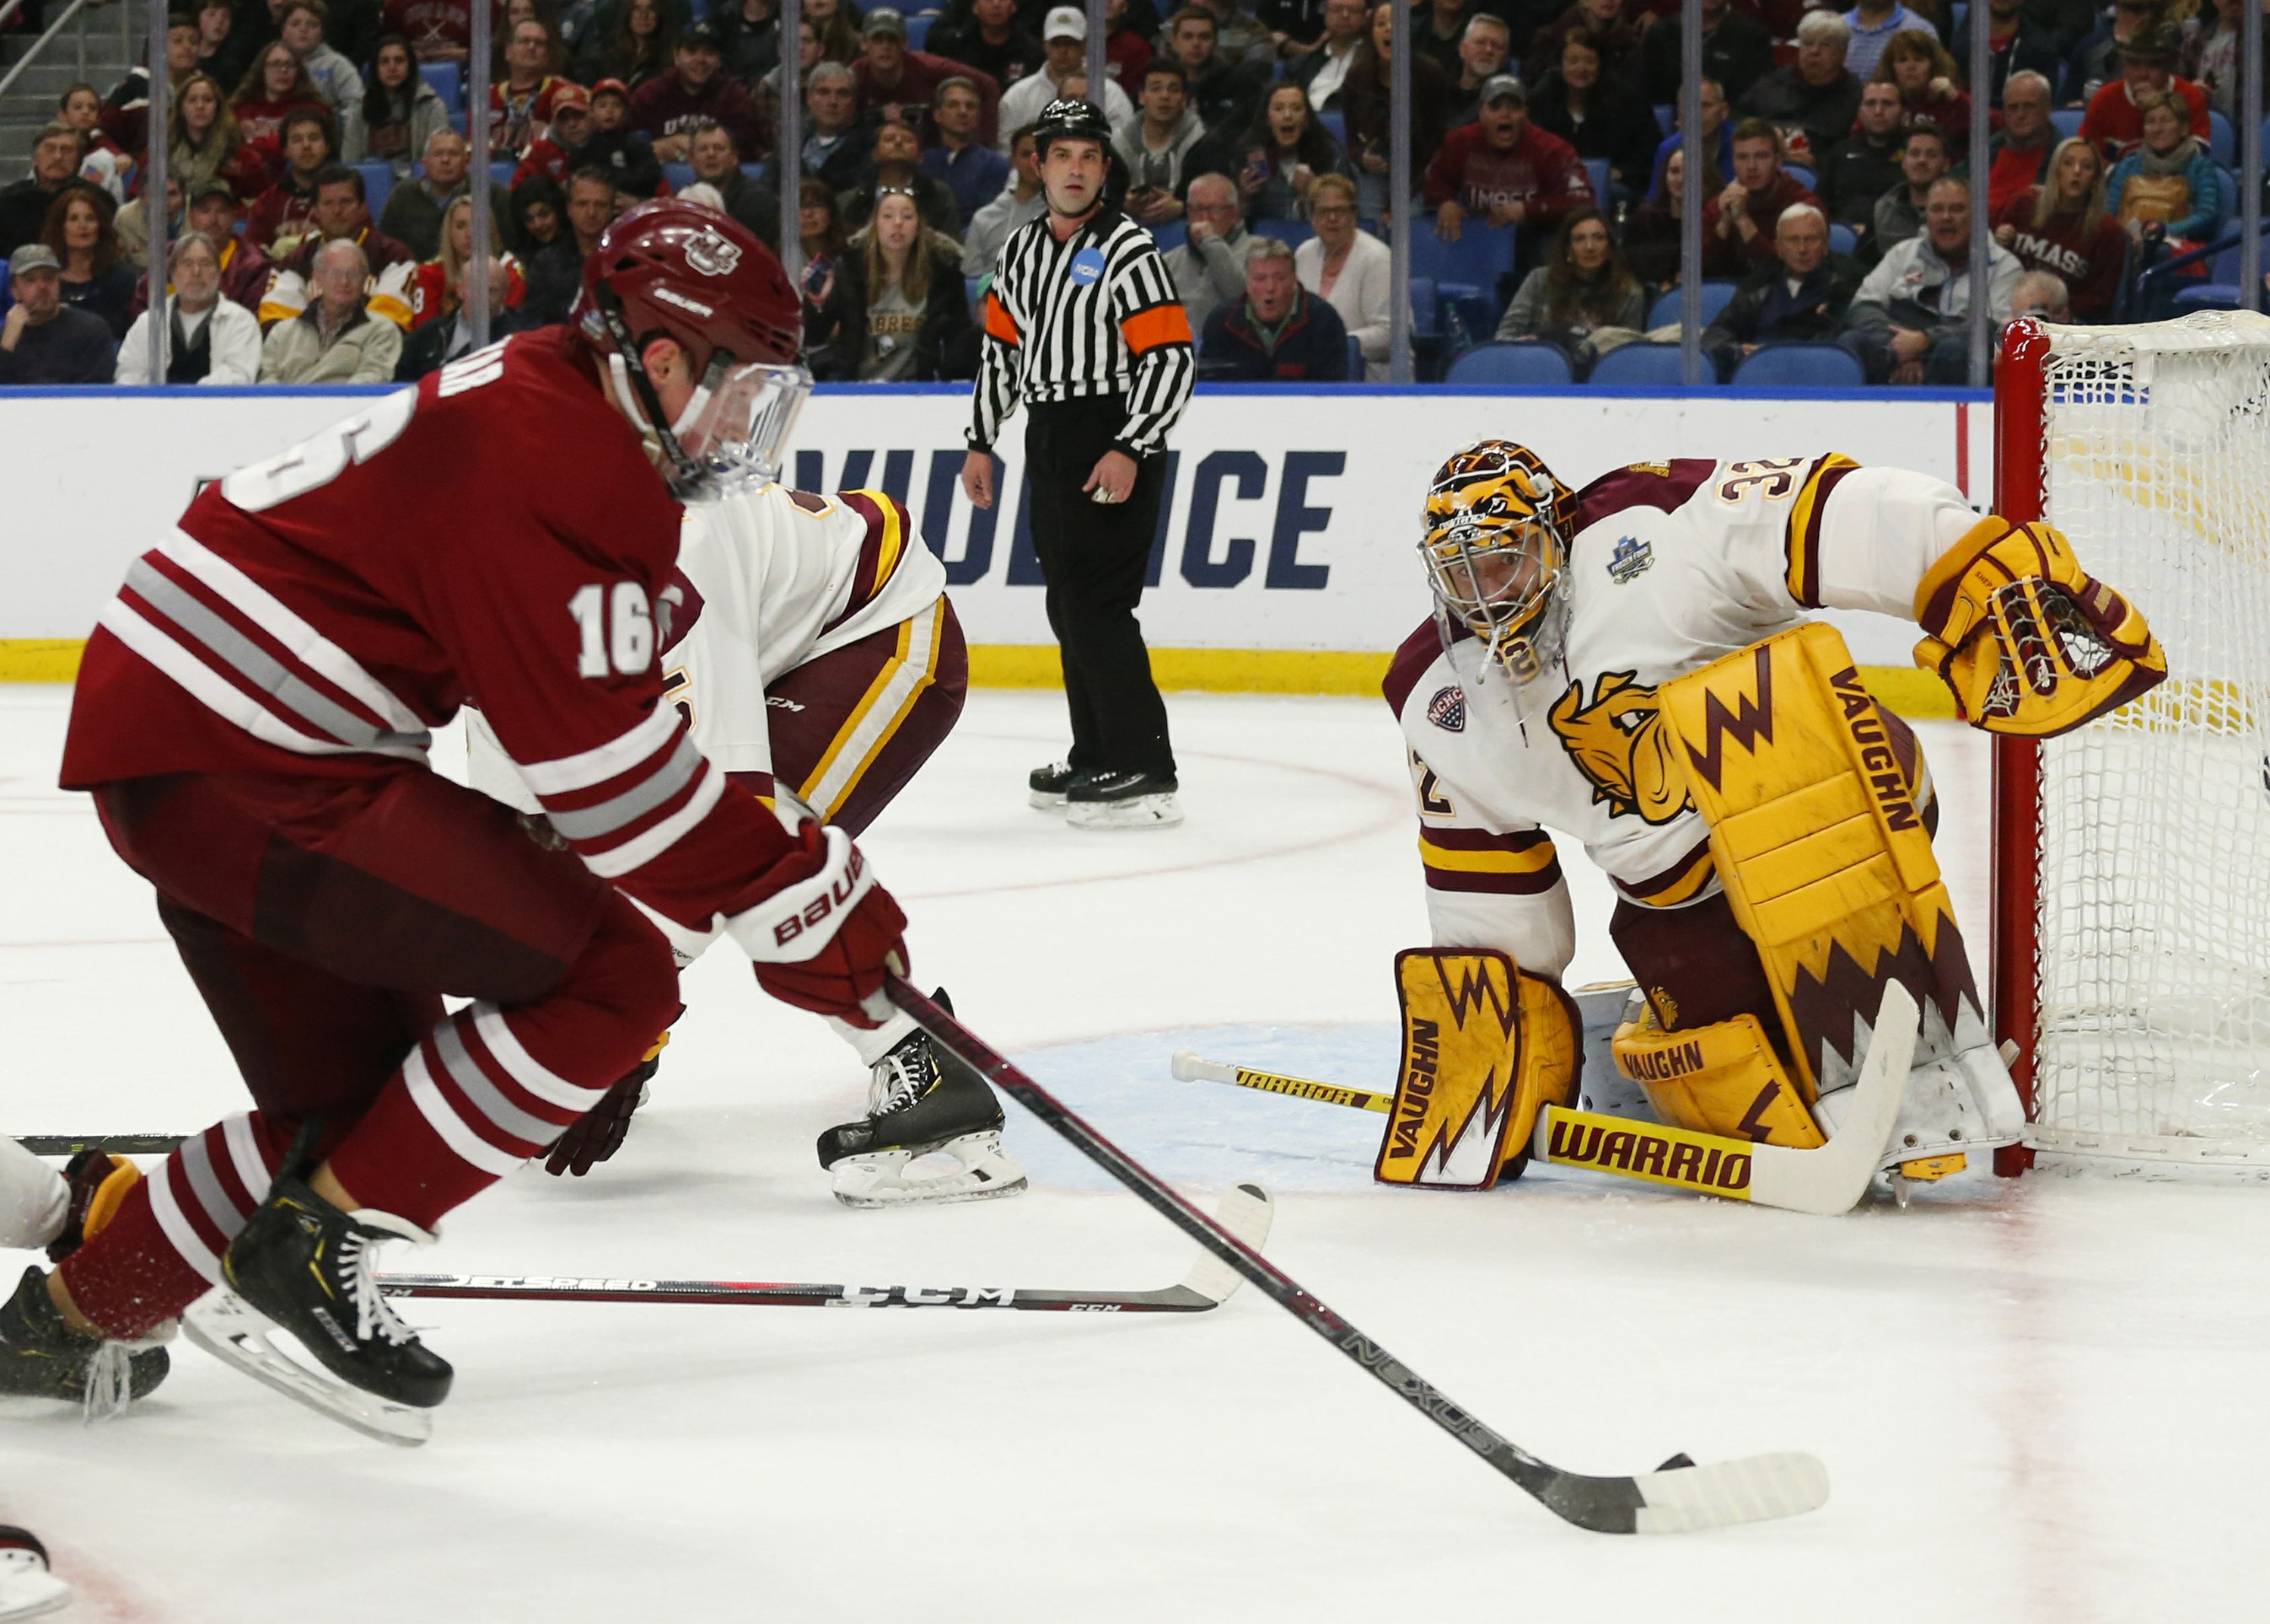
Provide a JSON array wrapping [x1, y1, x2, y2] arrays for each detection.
[[4, 686, 2268, 1622]]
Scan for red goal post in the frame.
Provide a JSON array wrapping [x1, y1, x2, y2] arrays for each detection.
[[1990, 313, 2270, 1172]]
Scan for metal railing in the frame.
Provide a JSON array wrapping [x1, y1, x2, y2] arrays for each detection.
[[0, 0, 95, 105]]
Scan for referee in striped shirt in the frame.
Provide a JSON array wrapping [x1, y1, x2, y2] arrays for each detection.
[[959, 99, 1197, 830]]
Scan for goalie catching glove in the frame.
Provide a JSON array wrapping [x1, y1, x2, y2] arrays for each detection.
[[1912, 515, 2164, 736]]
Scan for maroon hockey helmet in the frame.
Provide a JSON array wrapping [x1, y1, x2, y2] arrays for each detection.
[[575, 198, 810, 492]]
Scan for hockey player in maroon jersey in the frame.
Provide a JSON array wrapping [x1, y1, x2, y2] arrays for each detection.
[[0, 201, 910, 1441]]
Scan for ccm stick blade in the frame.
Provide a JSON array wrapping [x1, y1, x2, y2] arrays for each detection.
[[375, 1183, 1276, 1311], [889, 977, 1827, 1535]]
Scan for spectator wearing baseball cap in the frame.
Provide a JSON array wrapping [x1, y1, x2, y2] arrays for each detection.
[[853, 7, 1005, 147], [1423, 73, 1595, 269], [630, 19, 766, 163], [2080, 24, 2211, 158], [0, 243, 117, 384], [997, 6, 1135, 150]]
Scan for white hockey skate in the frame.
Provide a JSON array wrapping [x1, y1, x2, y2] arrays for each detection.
[[818, 996, 1028, 1208], [1814, 1022, 2026, 1202], [0, 1529, 70, 1623]]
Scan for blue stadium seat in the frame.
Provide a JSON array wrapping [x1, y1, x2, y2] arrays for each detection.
[[2172, 282, 2242, 314], [1730, 342, 1866, 388], [663, 162, 695, 193], [1587, 341, 1703, 386], [2210, 109, 2235, 166], [1644, 280, 1738, 328], [1410, 276, 1438, 336], [490, 160, 515, 185], [964, 275, 982, 316], [1782, 163, 1814, 191], [1444, 341, 1572, 385], [1410, 222, 1514, 294], [1345, 334, 1364, 378], [425, 60, 462, 114], [1827, 221, 1857, 257], [1149, 219, 1186, 254], [2049, 107, 2083, 139], [906, 14, 931, 48], [1653, 104, 1673, 134], [1318, 109, 1345, 149], [353, 160, 394, 216], [1583, 157, 1609, 203], [1252, 216, 1314, 249]]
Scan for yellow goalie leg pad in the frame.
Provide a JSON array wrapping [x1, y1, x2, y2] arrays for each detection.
[[1374, 949, 1580, 1190], [1656, 623, 1988, 1099], [1611, 1005, 1824, 1148]]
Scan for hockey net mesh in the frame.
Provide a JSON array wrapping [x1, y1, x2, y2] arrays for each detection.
[[2023, 312, 2270, 1162]]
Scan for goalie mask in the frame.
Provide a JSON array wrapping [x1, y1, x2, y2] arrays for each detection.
[[1420, 440, 1577, 683], [574, 198, 810, 496]]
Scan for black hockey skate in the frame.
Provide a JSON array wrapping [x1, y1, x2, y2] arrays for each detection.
[[816, 991, 1028, 1208], [0, 1267, 168, 1416], [1028, 759, 1093, 810], [184, 1173, 451, 1445], [1065, 769, 1183, 829]]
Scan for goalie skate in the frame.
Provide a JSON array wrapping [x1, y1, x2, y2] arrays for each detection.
[[818, 992, 1028, 1208]]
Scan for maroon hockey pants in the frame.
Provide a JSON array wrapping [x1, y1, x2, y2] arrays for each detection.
[[58, 768, 679, 1339]]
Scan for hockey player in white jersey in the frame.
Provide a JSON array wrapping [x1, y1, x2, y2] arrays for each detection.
[[469, 481, 1026, 1208], [1373, 440, 2165, 1196]]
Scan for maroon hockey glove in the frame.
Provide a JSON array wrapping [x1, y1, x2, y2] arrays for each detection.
[[545, 1071, 647, 1177], [732, 821, 910, 1025]]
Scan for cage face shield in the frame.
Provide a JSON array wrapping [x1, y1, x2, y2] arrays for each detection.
[[1421, 510, 1569, 683], [1418, 440, 1574, 683]]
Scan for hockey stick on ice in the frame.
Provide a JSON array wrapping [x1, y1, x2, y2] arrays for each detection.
[[374, 1182, 1275, 1311], [888, 974, 1834, 1535], [17, 1134, 187, 1156], [1170, 1053, 1395, 1114]]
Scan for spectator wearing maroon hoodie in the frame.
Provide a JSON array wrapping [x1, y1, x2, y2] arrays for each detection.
[[1982, 69, 2055, 219], [95, 14, 203, 163], [1102, 0, 1152, 89], [1993, 135, 2127, 323], [232, 38, 330, 168], [1423, 75, 1593, 266], [244, 104, 337, 254], [194, 181, 275, 313], [383, 0, 475, 63], [1701, 120, 1821, 277], [630, 20, 765, 162], [2080, 27, 2210, 159], [853, 8, 1003, 145], [1874, 29, 1973, 166]]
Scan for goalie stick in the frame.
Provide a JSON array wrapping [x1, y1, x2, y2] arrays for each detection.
[[888, 974, 1842, 1536], [1171, 990, 1916, 1220], [374, 1182, 1275, 1311]]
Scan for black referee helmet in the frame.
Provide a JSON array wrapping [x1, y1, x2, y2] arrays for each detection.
[[1033, 98, 1114, 158]]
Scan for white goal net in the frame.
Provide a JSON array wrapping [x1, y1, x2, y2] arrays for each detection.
[[2007, 312, 2270, 1165]]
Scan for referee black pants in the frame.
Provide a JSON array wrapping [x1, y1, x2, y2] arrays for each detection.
[[1025, 395, 1175, 779]]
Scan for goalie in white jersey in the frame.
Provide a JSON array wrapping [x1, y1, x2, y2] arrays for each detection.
[[471, 480, 1027, 1207], [1374, 440, 2165, 1196]]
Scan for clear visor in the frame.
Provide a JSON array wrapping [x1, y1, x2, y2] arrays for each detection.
[[668, 356, 813, 493]]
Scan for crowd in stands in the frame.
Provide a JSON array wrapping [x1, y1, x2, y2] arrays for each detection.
[[0, 0, 2260, 388]]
